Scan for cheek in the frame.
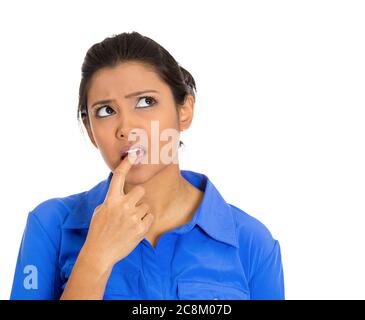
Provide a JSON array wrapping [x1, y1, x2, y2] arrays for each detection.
[[157, 123, 180, 161], [155, 119, 180, 145], [144, 109, 179, 144], [91, 124, 115, 150], [157, 107, 180, 131]]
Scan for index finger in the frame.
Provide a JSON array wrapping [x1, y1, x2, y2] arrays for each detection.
[[105, 150, 138, 199]]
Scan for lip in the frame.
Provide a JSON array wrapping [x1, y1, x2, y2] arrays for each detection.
[[120, 144, 146, 165]]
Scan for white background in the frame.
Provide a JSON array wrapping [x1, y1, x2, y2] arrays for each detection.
[[0, 0, 364, 300]]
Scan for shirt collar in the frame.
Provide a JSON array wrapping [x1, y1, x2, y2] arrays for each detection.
[[62, 170, 238, 248]]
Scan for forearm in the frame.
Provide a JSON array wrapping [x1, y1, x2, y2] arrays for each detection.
[[59, 246, 113, 300]]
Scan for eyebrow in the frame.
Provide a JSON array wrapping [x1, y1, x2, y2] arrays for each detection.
[[90, 90, 159, 109]]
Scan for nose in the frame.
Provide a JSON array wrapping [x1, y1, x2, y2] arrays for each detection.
[[115, 108, 140, 141], [117, 126, 137, 140]]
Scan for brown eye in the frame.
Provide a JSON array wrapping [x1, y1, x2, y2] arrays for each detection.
[[95, 105, 115, 118], [136, 96, 156, 108]]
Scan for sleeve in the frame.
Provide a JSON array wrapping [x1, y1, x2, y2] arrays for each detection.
[[10, 212, 62, 300], [248, 239, 285, 300]]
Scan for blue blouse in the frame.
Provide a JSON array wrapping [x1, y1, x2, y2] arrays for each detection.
[[10, 170, 285, 300]]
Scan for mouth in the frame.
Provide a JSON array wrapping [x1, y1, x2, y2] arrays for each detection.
[[120, 144, 146, 164]]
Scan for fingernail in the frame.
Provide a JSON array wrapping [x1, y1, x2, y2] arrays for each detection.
[[128, 149, 138, 163]]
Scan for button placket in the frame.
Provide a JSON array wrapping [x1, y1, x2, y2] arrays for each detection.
[[155, 233, 177, 299], [140, 240, 164, 299]]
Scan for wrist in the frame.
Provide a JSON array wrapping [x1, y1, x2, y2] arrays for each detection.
[[78, 243, 114, 277]]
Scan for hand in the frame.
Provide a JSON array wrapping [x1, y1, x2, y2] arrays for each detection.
[[82, 150, 154, 269]]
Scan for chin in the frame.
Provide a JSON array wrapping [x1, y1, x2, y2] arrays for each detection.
[[124, 164, 161, 185]]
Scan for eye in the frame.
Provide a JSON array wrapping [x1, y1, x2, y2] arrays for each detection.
[[95, 105, 115, 118], [136, 96, 157, 108]]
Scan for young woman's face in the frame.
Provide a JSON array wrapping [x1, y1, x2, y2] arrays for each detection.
[[84, 61, 194, 185]]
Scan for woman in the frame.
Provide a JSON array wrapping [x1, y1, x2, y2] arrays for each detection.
[[10, 31, 284, 300]]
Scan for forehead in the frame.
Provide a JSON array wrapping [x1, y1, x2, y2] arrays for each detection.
[[87, 62, 170, 104]]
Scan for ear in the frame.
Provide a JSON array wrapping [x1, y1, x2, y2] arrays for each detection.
[[178, 94, 195, 132], [82, 116, 98, 149]]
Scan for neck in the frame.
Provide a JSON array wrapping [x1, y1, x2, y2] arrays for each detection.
[[124, 164, 191, 221]]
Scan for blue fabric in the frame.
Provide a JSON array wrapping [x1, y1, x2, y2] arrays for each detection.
[[10, 170, 285, 300]]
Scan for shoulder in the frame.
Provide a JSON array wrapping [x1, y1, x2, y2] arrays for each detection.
[[24, 191, 88, 247], [229, 204, 276, 246], [28, 191, 87, 227], [228, 204, 280, 278], [24, 173, 111, 241]]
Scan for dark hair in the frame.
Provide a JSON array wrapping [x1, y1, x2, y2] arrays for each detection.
[[77, 31, 197, 148]]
